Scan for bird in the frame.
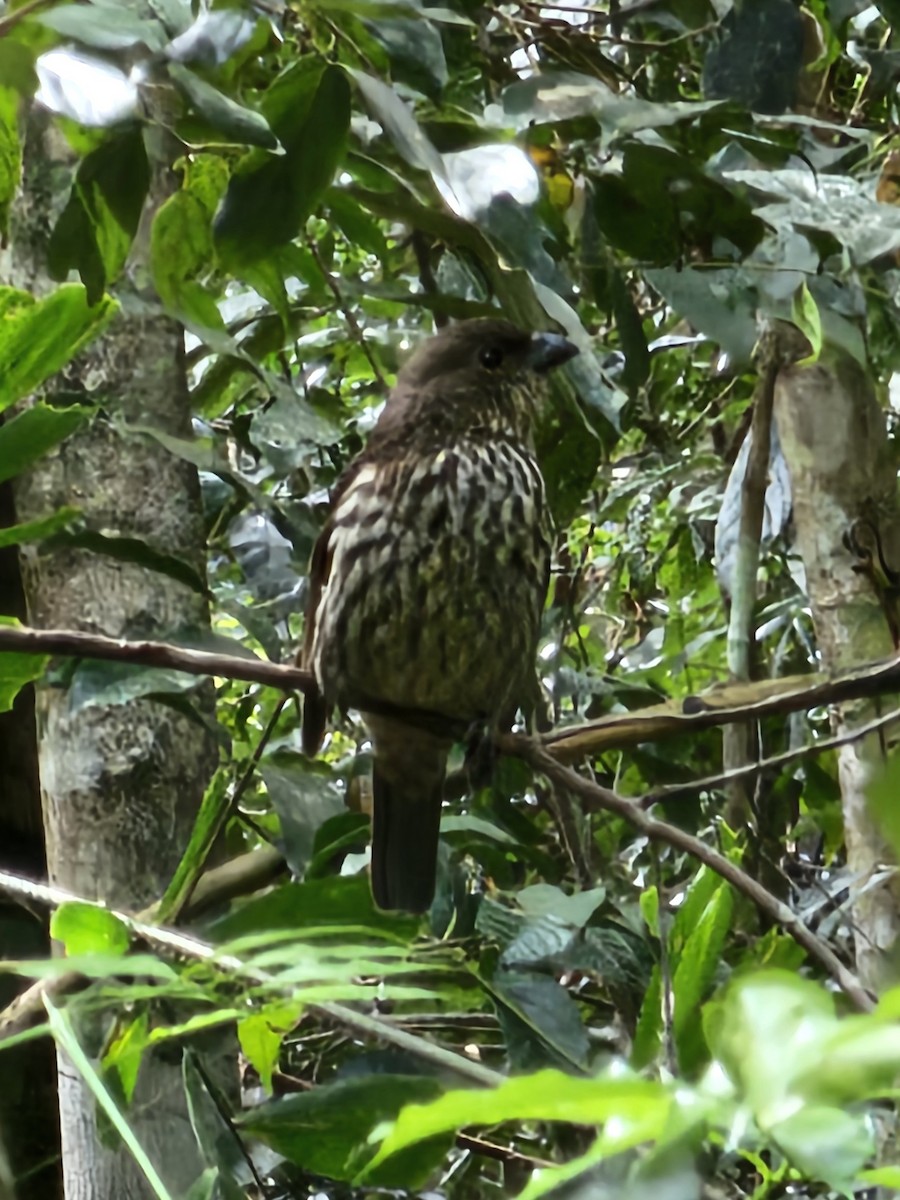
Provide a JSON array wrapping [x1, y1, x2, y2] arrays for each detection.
[[301, 317, 579, 912]]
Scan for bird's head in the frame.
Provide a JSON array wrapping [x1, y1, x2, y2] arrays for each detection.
[[381, 318, 579, 444]]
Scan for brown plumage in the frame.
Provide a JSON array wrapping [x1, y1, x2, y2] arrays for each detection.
[[301, 318, 578, 912]]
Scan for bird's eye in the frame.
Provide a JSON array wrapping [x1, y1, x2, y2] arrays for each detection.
[[479, 345, 504, 370]]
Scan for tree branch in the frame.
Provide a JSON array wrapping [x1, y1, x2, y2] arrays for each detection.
[[5, 624, 900, 759]]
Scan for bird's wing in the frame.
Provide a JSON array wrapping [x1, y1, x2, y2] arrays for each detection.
[[300, 457, 369, 755]]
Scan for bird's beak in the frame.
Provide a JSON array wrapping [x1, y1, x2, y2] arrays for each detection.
[[528, 331, 579, 373]]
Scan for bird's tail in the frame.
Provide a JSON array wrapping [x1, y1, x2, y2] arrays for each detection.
[[366, 718, 448, 913]]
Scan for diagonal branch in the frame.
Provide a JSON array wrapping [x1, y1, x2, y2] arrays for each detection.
[[499, 734, 874, 1013]]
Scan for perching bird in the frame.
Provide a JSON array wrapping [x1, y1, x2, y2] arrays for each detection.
[[301, 318, 579, 912]]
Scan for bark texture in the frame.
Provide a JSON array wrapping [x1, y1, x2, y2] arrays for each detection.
[[3, 113, 219, 1198], [775, 351, 900, 990], [0, 480, 58, 1200]]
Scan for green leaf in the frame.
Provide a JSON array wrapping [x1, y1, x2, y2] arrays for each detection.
[[209, 876, 421, 942], [672, 882, 733, 1072], [0, 86, 21, 236], [645, 266, 757, 364], [438, 813, 516, 844], [361, 16, 447, 99], [701, 0, 805, 116], [66, 658, 201, 713], [640, 885, 659, 938], [214, 65, 351, 268], [158, 768, 231, 923], [2, 953, 175, 980], [790, 281, 822, 363], [239, 1075, 449, 1188], [371, 1069, 672, 1164], [47, 129, 150, 303], [0, 506, 81, 548], [631, 964, 664, 1070], [516, 883, 606, 928], [237, 1013, 286, 1095], [326, 188, 388, 259], [490, 969, 590, 1071], [669, 866, 723, 970], [0, 285, 116, 413], [0, 402, 93, 484], [51, 901, 130, 957], [498, 71, 719, 140], [37, 4, 167, 51], [167, 64, 278, 149], [50, 530, 210, 597], [769, 1105, 872, 1187], [704, 971, 837, 1117], [249, 391, 342, 463], [348, 68, 447, 180], [261, 759, 345, 875], [0, 619, 47, 712], [103, 1012, 149, 1103], [151, 190, 225, 329]]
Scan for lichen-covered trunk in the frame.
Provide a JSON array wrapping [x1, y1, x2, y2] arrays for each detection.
[[3, 115, 220, 1198], [775, 350, 900, 991]]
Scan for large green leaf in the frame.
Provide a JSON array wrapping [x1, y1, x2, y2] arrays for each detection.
[[0, 86, 20, 235], [239, 1075, 449, 1188], [47, 129, 150, 303], [371, 1069, 673, 1164], [0, 402, 93, 484], [36, 3, 167, 51], [0, 285, 116, 413], [214, 65, 351, 268], [168, 63, 278, 150]]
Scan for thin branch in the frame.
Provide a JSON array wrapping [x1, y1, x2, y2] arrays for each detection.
[[0, 0, 55, 37], [304, 235, 388, 392], [0, 870, 503, 1087], [499, 736, 874, 1013], [456, 1132, 555, 1170], [0, 624, 313, 692], [159, 697, 290, 924], [641, 704, 900, 808]]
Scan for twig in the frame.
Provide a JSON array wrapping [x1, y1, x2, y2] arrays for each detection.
[[641, 704, 900, 808], [456, 1132, 554, 1170], [0, 0, 55, 37], [161, 697, 290, 923], [304, 236, 388, 392], [0, 624, 312, 692], [499, 737, 875, 1013]]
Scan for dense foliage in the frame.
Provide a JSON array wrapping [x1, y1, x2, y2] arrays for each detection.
[[5, 0, 900, 1196]]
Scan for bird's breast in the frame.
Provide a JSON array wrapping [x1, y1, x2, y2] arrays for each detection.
[[312, 438, 551, 720]]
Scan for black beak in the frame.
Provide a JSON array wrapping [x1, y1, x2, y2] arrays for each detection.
[[528, 331, 579, 374]]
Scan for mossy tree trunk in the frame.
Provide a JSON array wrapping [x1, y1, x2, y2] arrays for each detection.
[[3, 112, 221, 1199]]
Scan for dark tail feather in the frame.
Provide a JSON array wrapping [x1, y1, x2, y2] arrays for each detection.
[[369, 725, 448, 913], [301, 685, 328, 757]]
